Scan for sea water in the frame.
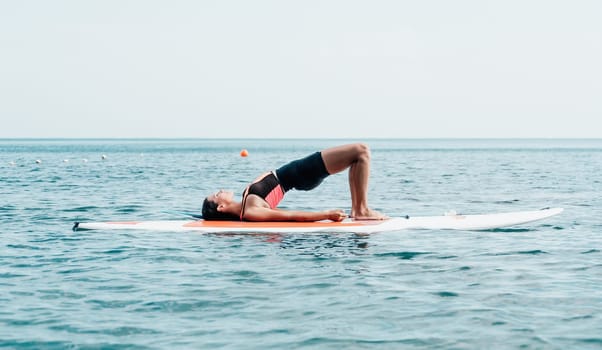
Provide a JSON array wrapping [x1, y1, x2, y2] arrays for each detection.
[[0, 139, 600, 349]]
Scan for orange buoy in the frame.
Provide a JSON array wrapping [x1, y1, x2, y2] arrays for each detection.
[[240, 149, 249, 157]]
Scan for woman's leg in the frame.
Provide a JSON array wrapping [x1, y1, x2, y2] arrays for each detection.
[[321, 143, 386, 219]]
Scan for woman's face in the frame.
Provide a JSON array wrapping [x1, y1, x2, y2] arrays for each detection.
[[208, 189, 234, 205]]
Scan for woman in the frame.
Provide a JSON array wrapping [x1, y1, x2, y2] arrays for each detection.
[[202, 143, 386, 222]]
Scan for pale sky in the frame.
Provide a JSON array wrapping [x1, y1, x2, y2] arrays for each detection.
[[1, 1, 600, 138]]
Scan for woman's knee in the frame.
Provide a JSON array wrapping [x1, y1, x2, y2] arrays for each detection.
[[354, 143, 370, 162], [321, 143, 371, 173]]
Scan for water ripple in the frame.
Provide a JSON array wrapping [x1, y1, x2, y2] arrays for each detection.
[[374, 251, 431, 260]]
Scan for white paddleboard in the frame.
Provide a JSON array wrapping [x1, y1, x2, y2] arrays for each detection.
[[73, 207, 563, 233]]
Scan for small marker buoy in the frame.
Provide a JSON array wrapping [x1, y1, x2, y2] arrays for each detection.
[[101, 155, 107, 160], [82, 158, 88, 163], [240, 149, 249, 157], [63, 159, 69, 163], [9, 161, 15, 166], [35, 159, 42, 164]]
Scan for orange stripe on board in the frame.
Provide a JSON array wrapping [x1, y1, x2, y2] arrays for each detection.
[[183, 220, 385, 228]]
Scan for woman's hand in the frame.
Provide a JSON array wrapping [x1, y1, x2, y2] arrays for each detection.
[[326, 209, 347, 222]]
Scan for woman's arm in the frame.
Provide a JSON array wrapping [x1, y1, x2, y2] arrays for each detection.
[[243, 206, 347, 222]]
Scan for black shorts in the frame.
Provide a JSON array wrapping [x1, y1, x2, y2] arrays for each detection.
[[275, 152, 330, 192]]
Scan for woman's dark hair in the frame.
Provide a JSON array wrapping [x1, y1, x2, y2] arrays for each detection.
[[202, 198, 239, 221]]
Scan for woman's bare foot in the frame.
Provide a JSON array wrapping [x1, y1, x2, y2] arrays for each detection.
[[351, 208, 389, 220]]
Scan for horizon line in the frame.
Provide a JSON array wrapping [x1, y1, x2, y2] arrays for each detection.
[[2, 137, 601, 141]]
